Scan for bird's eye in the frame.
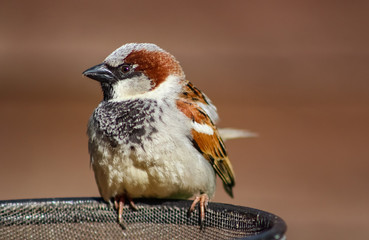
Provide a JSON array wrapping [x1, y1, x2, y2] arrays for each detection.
[[121, 65, 131, 73]]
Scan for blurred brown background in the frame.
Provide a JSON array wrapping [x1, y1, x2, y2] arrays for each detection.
[[1, 0, 369, 239]]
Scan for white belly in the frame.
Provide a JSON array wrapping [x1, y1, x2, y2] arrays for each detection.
[[88, 102, 216, 201], [90, 134, 216, 201]]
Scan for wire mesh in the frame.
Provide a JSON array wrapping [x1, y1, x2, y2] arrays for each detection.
[[0, 197, 286, 240]]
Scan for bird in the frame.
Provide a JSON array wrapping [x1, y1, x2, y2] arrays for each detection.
[[82, 43, 251, 228]]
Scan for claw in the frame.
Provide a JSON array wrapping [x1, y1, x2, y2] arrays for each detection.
[[188, 194, 209, 229]]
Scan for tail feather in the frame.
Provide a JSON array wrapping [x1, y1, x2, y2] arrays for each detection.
[[218, 128, 258, 141]]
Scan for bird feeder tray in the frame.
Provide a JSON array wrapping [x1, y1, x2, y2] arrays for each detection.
[[0, 197, 286, 239]]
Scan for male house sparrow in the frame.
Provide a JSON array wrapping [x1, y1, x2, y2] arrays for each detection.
[[83, 43, 250, 227]]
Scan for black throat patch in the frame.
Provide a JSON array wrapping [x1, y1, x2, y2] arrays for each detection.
[[93, 99, 159, 147]]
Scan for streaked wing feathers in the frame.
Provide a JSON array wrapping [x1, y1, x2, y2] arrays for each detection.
[[177, 84, 235, 197]]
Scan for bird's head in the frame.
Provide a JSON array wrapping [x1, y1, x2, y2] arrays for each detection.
[[83, 43, 184, 101]]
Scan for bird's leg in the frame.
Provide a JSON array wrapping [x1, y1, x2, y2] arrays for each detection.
[[188, 193, 209, 228], [113, 194, 138, 229], [114, 195, 126, 229], [127, 195, 138, 211]]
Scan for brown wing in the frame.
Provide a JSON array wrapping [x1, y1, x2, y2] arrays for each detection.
[[177, 97, 235, 197], [180, 81, 219, 123], [180, 81, 210, 104]]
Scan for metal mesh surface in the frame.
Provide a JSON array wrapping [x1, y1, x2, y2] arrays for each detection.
[[0, 197, 286, 240]]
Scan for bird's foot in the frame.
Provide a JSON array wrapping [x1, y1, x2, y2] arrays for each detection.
[[188, 193, 209, 229], [113, 194, 138, 229]]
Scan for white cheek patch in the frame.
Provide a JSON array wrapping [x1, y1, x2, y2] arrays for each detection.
[[191, 121, 214, 135], [111, 75, 152, 100]]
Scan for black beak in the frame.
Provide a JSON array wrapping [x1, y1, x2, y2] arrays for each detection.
[[82, 63, 115, 82]]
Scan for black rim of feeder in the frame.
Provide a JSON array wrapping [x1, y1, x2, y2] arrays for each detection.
[[0, 197, 286, 240]]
